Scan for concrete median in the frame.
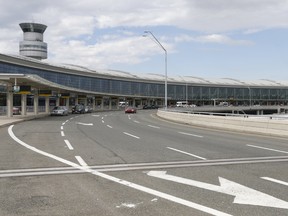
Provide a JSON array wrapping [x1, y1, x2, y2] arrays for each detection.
[[157, 110, 288, 138]]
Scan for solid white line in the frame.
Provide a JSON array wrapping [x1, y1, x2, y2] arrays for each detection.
[[76, 122, 93, 126], [123, 132, 140, 139], [178, 132, 203, 138], [107, 125, 113, 128], [7, 125, 231, 216], [64, 140, 74, 150], [261, 177, 288, 186], [148, 125, 160, 129], [75, 156, 88, 167], [167, 147, 207, 160], [247, 144, 288, 154], [61, 131, 65, 137]]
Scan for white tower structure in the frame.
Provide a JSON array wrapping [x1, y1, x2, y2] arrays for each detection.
[[19, 22, 47, 60]]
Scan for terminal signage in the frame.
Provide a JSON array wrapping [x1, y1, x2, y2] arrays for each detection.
[[39, 90, 52, 96]]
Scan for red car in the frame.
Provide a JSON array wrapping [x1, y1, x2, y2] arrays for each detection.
[[125, 107, 137, 113]]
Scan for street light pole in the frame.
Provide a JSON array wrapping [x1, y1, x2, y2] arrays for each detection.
[[143, 31, 167, 110]]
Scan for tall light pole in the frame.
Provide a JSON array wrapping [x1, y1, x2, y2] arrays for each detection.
[[143, 31, 167, 109]]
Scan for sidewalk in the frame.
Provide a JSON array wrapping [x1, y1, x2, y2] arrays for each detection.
[[0, 113, 50, 128]]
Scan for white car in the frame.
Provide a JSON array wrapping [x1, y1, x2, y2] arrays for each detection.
[[51, 106, 69, 116]]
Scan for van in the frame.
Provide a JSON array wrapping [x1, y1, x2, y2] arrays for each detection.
[[118, 101, 128, 107], [176, 101, 188, 107]]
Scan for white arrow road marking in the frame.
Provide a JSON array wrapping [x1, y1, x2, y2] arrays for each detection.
[[76, 122, 93, 126], [8, 125, 231, 216], [147, 171, 288, 209]]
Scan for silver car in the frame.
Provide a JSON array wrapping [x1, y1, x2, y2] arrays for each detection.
[[51, 106, 69, 116]]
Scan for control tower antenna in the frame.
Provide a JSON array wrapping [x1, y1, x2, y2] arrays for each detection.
[[19, 22, 48, 60]]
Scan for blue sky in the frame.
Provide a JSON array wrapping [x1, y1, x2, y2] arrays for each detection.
[[0, 0, 288, 80]]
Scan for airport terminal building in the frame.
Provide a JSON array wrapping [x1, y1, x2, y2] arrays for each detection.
[[1, 23, 288, 116]]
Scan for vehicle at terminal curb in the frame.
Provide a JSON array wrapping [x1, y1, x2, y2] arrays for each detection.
[[143, 104, 159, 109], [51, 106, 69, 116], [13, 107, 21, 115], [176, 101, 189, 107], [72, 104, 85, 114], [84, 105, 93, 113], [125, 107, 137, 113], [119, 101, 128, 107]]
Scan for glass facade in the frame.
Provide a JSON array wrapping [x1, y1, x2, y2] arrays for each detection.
[[0, 61, 288, 105]]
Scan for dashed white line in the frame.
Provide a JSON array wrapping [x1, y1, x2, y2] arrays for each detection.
[[123, 132, 140, 139], [107, 125, 113, 128], [134, 120, 140, 123], [247, 144, 288, 154], [75, 156, 88, 167], [167, 147, 207, 160], [148, 125, 160, 129], [178, 132, 203, 138], [64, 140, 74, 150], [61, 131, 65, 137], [261, 177, 288, 186], [60, 126, 64, 130]]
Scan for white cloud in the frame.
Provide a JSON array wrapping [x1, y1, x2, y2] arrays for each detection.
[[175, 34, 253, 45], [0, 0, 287, 73]]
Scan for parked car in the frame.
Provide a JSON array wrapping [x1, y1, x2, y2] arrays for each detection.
[[84, 105, 93, 113], [125, 107, 137, 113], [13, 107, 21, 115], [51, 106, 69, 116], [143, 104, 159, 109], [72, 104, 85, 114]]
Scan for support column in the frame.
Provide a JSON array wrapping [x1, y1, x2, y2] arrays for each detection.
[[65, 97, 70, 109], [92, 97, 96, 111], [101, 98, 104, 110], [109, 98, 112, 110], [34, 92, 39, 115], [45, 97, 50, 114], [6, 84, 13, 117], [21, 94, 27, 116]]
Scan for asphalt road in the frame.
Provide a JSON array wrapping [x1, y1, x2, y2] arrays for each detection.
[[1, 110, 288, 216]]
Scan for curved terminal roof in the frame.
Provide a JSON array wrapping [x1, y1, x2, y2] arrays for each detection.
[[2, 53, 288, 87]]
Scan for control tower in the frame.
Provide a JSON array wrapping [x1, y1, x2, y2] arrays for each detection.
[[19, 22, 48, 60]]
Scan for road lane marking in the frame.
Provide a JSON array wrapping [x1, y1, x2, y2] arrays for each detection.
[[75, 156, 88, 167], [178, 131, 203, 138], [261, 177, 288, 186], [247, 144, 288, 154], [2, 156, 288, 178], [147, 171, 288, 210], [64, 140, 74, 150], [92, 114, 100, 117], [76, 122, 93, 126], [107, 125, 113, 128], [148, 125, 160, 129], [134, 120, 140, 123], [8, 125, 231, 216], [60, 126, 64, 130], [123, 132, 140, 139], [61, 131, 65, 137], [167, 147, 207, 160]]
